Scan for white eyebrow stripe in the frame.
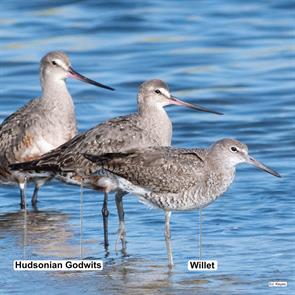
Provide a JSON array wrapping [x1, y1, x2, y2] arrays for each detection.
[[159, 88, 171, 98], [52, 58, 68, 70]]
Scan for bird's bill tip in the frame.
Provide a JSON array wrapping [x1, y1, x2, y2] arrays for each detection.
[[67, 67, 114, 91], [248, 156, 281, 178], [169, 96, 223, 115]]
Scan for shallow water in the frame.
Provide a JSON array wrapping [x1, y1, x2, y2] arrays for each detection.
[[0, 0, 294, 294]]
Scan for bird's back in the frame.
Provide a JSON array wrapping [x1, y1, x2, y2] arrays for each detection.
[[88, 146, 208, 193], [0, 97, 77, 183], [10, 113, 164, 182], [85, 146, 237, 210]]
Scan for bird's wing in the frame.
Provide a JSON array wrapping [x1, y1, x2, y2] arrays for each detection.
[[10, 114, 159, 174], [0, 99, 55, 165], [9, 130, 87, 173], [85, 147, 208, 193]]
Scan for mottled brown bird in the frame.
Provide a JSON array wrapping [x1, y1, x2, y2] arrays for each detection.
[[10, 79, 222, 252], [84, 138, 281, 266], [1, 51, 114, 209]]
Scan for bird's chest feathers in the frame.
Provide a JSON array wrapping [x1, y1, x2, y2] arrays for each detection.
[[15, 135, 56, 162], [205, 169, 235, 198], [144, 109, 172, 146], [43, 101, 77, 142]]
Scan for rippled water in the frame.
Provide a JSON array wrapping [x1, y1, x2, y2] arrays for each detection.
[[0, 1, 294, 294]]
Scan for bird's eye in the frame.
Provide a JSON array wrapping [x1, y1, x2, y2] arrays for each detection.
[[52, 60, 57, 66], [155, 89, 161, 94], [231, 146, 238, 152]]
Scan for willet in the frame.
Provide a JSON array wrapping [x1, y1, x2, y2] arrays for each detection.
[[84, 138, 281, 267], [10, 79, 222, 253], [1, 51, 114, 209]]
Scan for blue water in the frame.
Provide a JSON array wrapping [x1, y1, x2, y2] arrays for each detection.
[[0, 1, 294, 294]]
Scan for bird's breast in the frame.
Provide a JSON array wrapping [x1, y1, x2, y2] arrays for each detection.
[[144, 113, 172, 146]]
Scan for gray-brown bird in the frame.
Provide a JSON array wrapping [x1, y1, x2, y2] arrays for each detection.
[[10, 79, 222, 252], [84, 138, 281, 267], [1, 51, 114, 209]]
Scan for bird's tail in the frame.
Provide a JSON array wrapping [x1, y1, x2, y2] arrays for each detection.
[[84, 151, 133, 165], [9, 159, 62, 174], [10, 160, 37, 171], [9, 159, 54, 178]]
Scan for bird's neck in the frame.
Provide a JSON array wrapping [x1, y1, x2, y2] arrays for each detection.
[[41, 78, 73, 108], [40, 78, 77, 141], [139, 103, 172, 146]]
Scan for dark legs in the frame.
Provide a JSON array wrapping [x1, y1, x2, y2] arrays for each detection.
[[102, 191, 109, 254], [31, 177, 51, 208], [101, 189, 127, 256], [31, 184, 40, 207], [115, 191, 127, 255], [19, 182, 26, 210], [165, 210, 173, 268], [31, 183, 42, 210]]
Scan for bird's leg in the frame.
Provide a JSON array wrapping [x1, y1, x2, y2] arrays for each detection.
[[199, 208, 202, 259], [115, 191, 127, 256], [80, 182, 84, 259], [165, 210, 173, 268], [31, 184, 39, 208], [32, 177, 51, 208], [102, 191, 109, 255], [19, 181, 27, 210]]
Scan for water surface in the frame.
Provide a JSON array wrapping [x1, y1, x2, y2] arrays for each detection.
[[0, 1, 294, 294]]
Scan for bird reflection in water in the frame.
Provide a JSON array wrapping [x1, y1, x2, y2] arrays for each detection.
[[0, 210, 81, 258]]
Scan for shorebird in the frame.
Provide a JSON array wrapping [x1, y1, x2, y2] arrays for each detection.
[[84, 138, 281, 267], [10, 79, 222, 252], [1, 51, 114, 209]]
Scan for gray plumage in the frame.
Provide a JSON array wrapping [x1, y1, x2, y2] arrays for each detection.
[[10, 79, 221, 251], [11, 79, 221, 181], [1, 51, 113, 209], [84, 138, 281, 266]]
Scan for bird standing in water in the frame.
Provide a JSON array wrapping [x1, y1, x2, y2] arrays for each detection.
[[1, 51, 114, 209], [84, 138, 281, 267], [10, 79, 222, 253]]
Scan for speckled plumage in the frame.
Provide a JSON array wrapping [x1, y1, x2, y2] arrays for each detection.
[[11, 79, 219, 188], [13, 111, 170, 183], [85, 141, 236, 210], [87, 138, 280, 209], [95, 147, 208, 194], [85, 138, 281, 266], [10, 79, 221, 251]]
